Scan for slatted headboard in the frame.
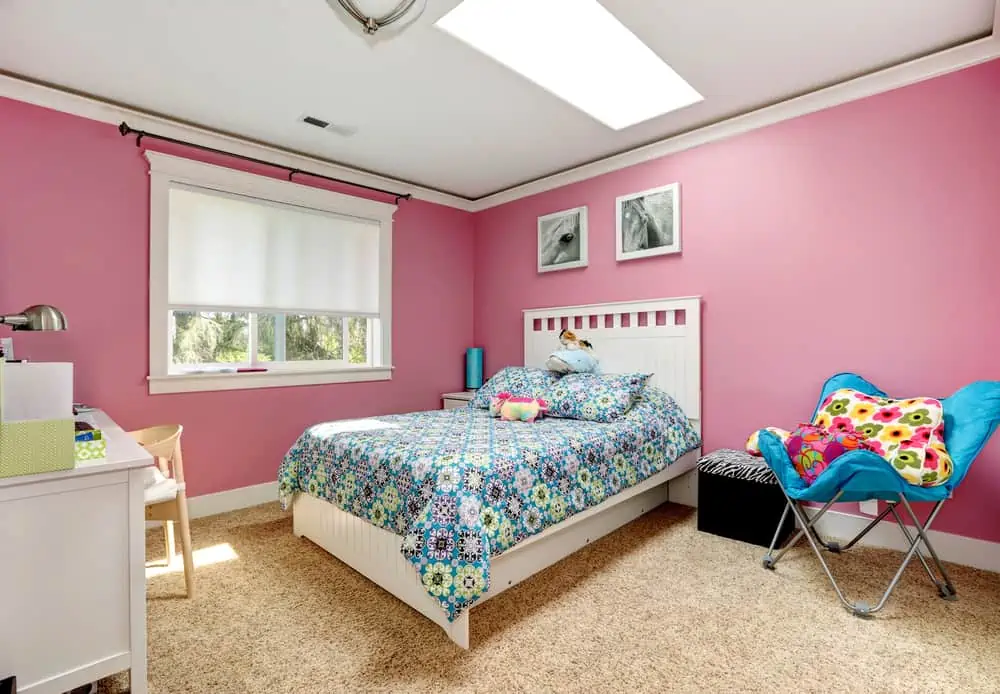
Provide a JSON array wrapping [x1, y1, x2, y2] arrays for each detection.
[[523, 296, 702, 432]]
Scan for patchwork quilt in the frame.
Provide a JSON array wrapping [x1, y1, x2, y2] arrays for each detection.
[[278, 386, 701, 621]]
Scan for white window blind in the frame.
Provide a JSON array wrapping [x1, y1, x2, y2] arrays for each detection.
[[167, 185, 381, 315]]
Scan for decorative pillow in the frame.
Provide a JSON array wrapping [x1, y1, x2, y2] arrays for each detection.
[[785, 423, 870, 485], [746, 427, 792, 456], [543, 372, 651, 423], [489, 392, 548, 422], [470, 367, 560, 409], [813, 388, 953, 486]]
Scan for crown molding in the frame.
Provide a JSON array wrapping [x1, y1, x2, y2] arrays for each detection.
[[3, 0, 998, 215], [470, 21, 1000, 211], [0, 73, 477, 212]]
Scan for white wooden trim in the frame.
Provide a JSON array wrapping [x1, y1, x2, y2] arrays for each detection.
[[190, 476, 1000, 576], [0, 73, 474, 211], [469, 27, 1000, 210], [615, 182, 682, 261], [146, 151, 394, 394], [536, 205, 589, 273], [147, 366, 393, 395], [292, 448, 700, 649], [523, 296, 702, 426], [2, 5, 997, 210], [145, 151, 397, 222], [187, 481, 279, 519], [807, 508, 1000, 574]]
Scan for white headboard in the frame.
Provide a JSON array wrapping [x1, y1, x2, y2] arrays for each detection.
[[523, 296, 702, 430]]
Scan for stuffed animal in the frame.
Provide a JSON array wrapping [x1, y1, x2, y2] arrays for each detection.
[[490, 392, 548, 422], [545, 329, 601, 374]]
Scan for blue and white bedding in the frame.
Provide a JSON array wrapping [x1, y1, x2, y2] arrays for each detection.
[[278, 386, 701, 621]]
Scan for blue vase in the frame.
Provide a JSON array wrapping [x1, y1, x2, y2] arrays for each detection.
[[465, 347, 483, 390]]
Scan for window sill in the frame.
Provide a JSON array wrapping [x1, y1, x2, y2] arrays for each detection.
[[147, 366, 393, 395]]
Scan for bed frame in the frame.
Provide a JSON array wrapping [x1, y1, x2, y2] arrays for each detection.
[[293, 296, 702, 648]]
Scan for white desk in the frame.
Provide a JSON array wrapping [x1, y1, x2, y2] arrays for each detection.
[[0, 410, 152, 694]]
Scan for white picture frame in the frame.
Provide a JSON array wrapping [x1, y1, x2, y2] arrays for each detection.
[[616, 182, 681, 261], [537, 206, 588, 273]]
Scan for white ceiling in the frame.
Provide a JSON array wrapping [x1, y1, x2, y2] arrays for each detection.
[[0, 1, 995, 199]]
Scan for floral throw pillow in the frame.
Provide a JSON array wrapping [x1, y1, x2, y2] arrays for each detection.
[[470, 367, 561, 409], [813, 388, 953, 486], [543, 372, 651, 423]]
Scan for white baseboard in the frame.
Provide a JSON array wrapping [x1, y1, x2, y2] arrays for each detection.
[[807, 508, 1000, 574], [176, 479, 1000, 575], [181, 467, 697, 523], [187, 481, 279, 519]]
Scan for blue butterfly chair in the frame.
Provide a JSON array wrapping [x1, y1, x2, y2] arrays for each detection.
[[756, 372, 1000, 617]]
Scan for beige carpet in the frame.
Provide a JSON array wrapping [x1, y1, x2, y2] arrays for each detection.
[[101, 503, 1000, 694]]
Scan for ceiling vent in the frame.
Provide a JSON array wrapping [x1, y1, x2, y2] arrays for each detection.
[[299, 115, 358, 137]]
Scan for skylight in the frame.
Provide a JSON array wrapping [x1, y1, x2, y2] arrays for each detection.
[[435, 0, 703, 130]]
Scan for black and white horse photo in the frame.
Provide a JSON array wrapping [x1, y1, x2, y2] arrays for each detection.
[[537, 206, 588, 272], [617, 184, 681, 261]]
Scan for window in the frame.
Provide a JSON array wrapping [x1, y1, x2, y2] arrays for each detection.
[[147, 152, 395, 394], [435, 0, 702, 130]]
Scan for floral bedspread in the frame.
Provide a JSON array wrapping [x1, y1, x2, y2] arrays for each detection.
[[277, 386, 701, 621]]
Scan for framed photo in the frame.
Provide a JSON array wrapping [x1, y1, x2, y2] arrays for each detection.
[[537, 206, 588, 273], [616, 182, 681, 261]]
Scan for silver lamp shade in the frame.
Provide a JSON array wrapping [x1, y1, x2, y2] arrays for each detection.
[[0, 305, 68, 331]]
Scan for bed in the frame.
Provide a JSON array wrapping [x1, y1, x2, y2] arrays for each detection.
[[279, 297, 703, 648]]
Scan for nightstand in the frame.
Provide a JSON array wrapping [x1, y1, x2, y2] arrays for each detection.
[[442, 391, 475, 410]]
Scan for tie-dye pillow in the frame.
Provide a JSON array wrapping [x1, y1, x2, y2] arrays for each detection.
[[785, 423, 870, 485], [813, 388, 953, 486]]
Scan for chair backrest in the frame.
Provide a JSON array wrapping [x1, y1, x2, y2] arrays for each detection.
[[813, 372, 1000, 490], [129, 425, 185, 484]]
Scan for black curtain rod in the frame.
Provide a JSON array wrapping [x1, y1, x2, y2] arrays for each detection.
[[118, 122, 412, 204]]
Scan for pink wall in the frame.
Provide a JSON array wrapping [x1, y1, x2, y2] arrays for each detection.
[[474, 58, 1000, 542], [3, 58, 1000, 541], [0, 96, 475, 496]]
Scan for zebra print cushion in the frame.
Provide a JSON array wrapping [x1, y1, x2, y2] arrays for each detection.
[[698, 449, 779, 484]]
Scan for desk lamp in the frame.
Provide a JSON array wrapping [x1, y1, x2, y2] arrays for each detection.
[[0, 305, 67, 331]]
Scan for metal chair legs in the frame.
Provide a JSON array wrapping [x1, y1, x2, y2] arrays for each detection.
[[761, 489, 954, 617]]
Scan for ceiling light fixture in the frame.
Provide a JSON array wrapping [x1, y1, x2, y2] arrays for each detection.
[[435, 0, 703, 130], [330, 0, 426, 40]]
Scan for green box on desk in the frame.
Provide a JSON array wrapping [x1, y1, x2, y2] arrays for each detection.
[[0, 419, 75, 477], [0, 360, 75, 478], [75, 438, 107, 461]]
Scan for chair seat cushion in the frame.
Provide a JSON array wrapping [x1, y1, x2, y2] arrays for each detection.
[[142, 466, 179, 504]]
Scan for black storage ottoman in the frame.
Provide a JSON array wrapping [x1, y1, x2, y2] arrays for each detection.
[[697, 449, 795, 548]]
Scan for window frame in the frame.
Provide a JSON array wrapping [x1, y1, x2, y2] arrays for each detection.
[[146, 151, 395, 395]]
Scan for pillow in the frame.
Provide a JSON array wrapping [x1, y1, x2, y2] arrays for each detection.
[[489, 392, 548, 422], [470, 367, 560, 409], [745, 427, 792, 456], [813, 388, 953, 486], [543, 372, 651, 423], [785, 423, 870, 486]]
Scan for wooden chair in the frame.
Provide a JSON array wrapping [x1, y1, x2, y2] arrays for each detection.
[[129, 425, 194, 597]]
